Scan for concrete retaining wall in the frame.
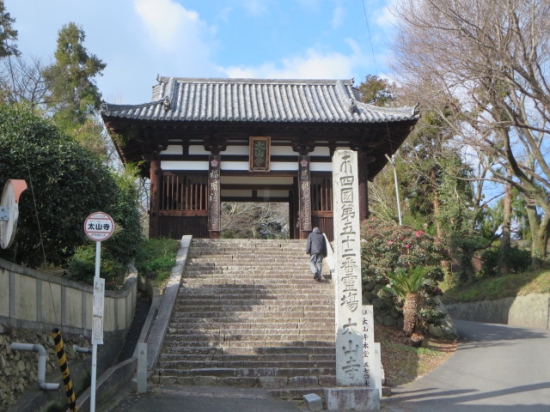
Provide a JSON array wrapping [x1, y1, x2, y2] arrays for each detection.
[[0, 258, 137, 336], [446, 293, 550, 330]]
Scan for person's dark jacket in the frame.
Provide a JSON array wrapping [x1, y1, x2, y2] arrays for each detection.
[[306, 228, 327, 256]]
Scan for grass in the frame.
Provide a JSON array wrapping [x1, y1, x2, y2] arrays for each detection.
[[441, 269, 550, 304], [377, 267, 550, 387], [377, 324, 456, 387], [134, 238, 179, 289]]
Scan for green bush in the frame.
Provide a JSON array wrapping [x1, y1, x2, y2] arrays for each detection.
[[0, 104, 143, 269], [361, 219, 448, 335], [134, 238, 178, 284], [66, 243, 125, 287], [360, 218, 446, 282], [480, 246, 531, 277]]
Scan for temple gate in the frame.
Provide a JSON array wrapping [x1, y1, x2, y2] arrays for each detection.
[[101, 77, 418, 240]]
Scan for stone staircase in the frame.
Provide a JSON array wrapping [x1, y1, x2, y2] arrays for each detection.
[[154, 238, 336, 399]]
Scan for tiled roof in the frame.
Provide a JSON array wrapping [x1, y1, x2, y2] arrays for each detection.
[[101, 77, 418, 124]]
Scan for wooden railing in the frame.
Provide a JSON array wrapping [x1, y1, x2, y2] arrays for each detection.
[[160, 174, 208, 215]]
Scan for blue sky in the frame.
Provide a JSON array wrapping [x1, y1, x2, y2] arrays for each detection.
[[6, 0, 396, 104]]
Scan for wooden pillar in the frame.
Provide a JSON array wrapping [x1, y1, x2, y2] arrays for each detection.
[[298, 155, 312, 239], [289, 185, 296, 240], [208, 154, 221, 238], [148, 154, 161, 238], [358, 151, 370, 222]]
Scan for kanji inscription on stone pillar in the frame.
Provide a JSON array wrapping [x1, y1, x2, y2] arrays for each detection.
[[332, 150, 365, 386]]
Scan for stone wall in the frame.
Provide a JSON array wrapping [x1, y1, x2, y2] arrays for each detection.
[[0, 258, 137, 336], [446, 293, 550, 330], [0, 325, 89, 410], [0, 258, 138, 409]]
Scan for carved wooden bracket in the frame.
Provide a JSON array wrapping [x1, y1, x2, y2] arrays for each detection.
[[291, 136, 315, 155], [203, 135, 228, 155]]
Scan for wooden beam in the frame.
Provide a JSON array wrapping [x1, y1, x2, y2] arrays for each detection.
[[298, 154, 312, 238], [148, 154, 161, 238], [208, 155, 221, 236]]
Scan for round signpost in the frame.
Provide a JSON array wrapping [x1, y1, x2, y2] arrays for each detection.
[[84, 211, 114, 412], [84, 211, 115, 241]]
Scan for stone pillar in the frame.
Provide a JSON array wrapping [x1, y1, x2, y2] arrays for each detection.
[[362, 305, 381, 397], [327, 149, 379, 411], [298, 155, 312, 239], [148, 154, 161, 239], [208, 155, 221, 238]]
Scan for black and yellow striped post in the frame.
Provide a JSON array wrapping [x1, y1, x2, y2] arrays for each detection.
[[51, 328, 78, 412]]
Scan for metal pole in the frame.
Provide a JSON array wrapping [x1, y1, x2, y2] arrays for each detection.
[[385, 154, 402, 226], [90, 240, 101, 412]]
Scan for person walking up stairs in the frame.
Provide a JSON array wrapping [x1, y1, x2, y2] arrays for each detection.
[[154, 238, 336, 399]]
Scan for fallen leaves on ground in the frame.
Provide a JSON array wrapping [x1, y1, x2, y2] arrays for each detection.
[[375, 324, 457, 387]]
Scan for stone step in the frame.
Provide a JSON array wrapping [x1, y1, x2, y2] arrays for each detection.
[[163, 333, 334, 344], [159, 353, 335, 363], [176, 298, 334, 306], [173, 305, 333, 314], [183, 265, 313, 279], [184, 267, 311, 273], [156, 367, 336, 378], [158, 359, 335, 370], [178, 286, 332, 293], [186, 262, 308, 269], [179, 292, 333, 300], [163, 337, 334, 348], [170, 312, 333, 322], [181, 278, 324, 284], [162, 345, 335, 356], [156, 238, 337, 391], [188, 252, 308, 258], [151, 375, 259, 387], [169, 319, 333, 329], [150, 375, 336, 393], [166, 326, 334, 335]]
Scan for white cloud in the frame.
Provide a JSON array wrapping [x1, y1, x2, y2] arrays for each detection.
[[133, 0, 215, 53], [222, 39, 368, 80], [332, 5, 346, 29], [376, 5, 397, 27], [297, 0, 320, 9], [239, 0, 269, 16]]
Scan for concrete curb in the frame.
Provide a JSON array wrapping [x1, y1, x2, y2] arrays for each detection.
[[147, 235, 192, 374], [72, 235, 192, 411], [75, 357, 138, 412]]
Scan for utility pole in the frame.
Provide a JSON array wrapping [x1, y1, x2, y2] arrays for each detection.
[[385, 154, 402, 226]]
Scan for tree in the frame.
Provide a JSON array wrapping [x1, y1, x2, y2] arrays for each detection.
[[384, 267, 429, 336], [221, 202, 288, 239], [390, 0, 550, 268], [42, 22, 106, 127], [358, 75, 394, 107], [0, 0, 18, 58], [0, 104, 141, 268], [0, 55, 47, 105]]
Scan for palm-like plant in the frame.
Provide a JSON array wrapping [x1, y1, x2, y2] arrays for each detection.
[[384, 266, 430, 336]]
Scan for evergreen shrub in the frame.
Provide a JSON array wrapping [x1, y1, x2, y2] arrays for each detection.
[[360, 218, 445, 283], [480, 246, 531, 277]]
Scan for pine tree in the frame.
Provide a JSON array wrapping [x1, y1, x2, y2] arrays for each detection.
[[0, 0, 19, 58], [42, 22, 106, 127]]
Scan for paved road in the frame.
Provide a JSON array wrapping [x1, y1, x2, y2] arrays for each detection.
[[383, 320, 550, 412], [106, 320, 550, 412], [106, 385, 304, 412]]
